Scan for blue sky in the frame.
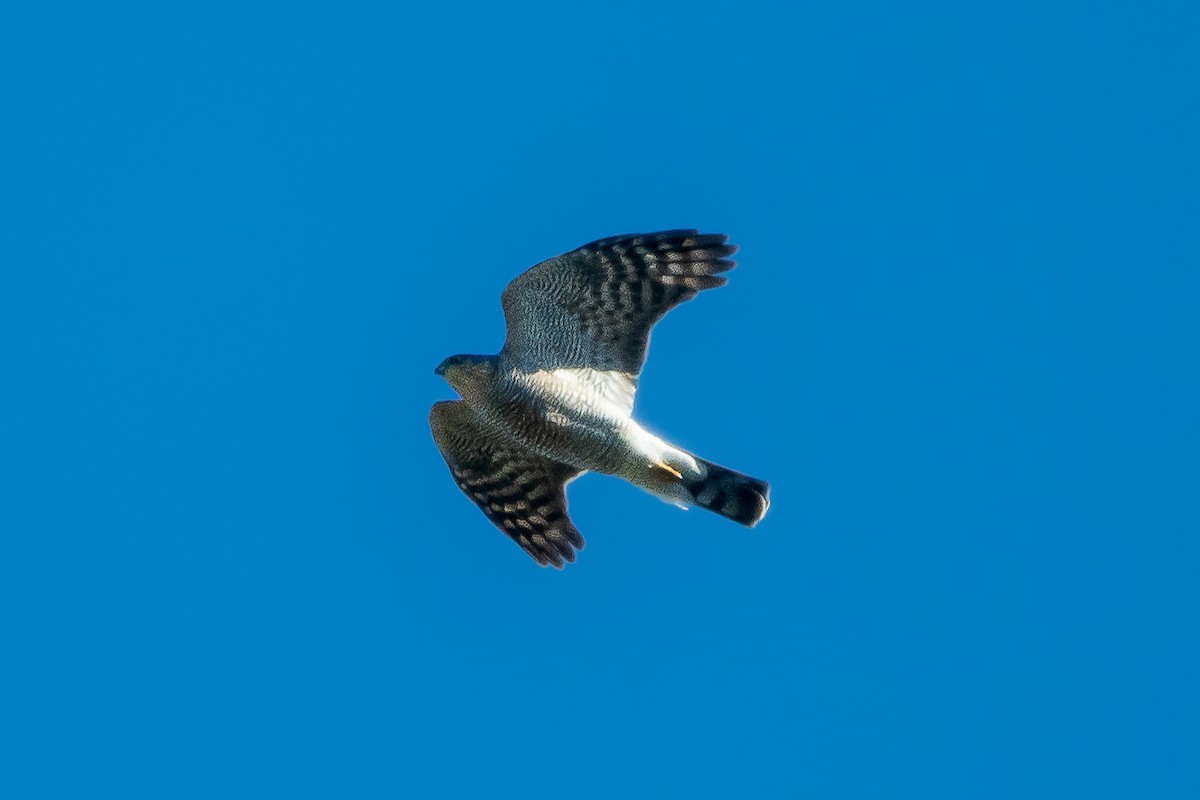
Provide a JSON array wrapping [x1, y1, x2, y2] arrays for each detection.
[[2, 2, 1197, 797]]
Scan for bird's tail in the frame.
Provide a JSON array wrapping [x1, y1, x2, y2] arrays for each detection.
[[681, 458, 771, 527]]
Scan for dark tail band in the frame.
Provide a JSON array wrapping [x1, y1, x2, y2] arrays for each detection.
[[684, 461, 770, 527]]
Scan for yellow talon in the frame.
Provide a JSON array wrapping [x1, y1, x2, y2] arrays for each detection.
[[652, 461, 683, 480]]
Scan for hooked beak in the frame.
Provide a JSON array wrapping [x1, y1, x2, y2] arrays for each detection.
[[433, 363, 445, 376]]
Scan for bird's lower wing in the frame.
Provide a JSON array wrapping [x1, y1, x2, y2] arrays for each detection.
[[429, 400, 585, 568]]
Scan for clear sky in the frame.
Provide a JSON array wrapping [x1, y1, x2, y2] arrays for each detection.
[[2, 2, 1197, 798]]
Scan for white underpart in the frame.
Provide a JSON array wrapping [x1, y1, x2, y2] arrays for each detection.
[[625, 424, 702, 479], [526, 367, 703, 500], [626, 425, 704, 510], [532, 368, 637, 418]]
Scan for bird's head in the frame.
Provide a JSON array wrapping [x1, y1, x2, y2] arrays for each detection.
[[434, 354, 496, 400]]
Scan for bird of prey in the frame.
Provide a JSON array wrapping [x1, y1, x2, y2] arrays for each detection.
[[430, 230, 770, 567]]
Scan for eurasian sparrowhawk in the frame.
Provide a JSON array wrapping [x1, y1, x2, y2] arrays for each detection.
[[431, 230, 770, 567]]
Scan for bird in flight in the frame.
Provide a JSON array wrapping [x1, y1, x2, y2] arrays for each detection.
[[430, 230, 770, 567]]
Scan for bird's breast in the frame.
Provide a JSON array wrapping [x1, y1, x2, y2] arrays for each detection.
[[483, 369, 632, 472]]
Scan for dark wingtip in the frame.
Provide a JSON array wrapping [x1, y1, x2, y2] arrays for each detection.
[[521, 526, 585, 568]]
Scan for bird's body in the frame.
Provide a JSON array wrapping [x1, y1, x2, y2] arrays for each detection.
[[488, 361, 700, 491], [494, 366, 634, 473], [431, 230, 770, 567]]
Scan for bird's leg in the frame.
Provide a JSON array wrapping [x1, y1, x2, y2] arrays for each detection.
[[650, 460, 683, 480]]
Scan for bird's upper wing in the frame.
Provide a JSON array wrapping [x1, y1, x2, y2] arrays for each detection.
[[500, 230, 737, 378], [429, 400, 586, 568]]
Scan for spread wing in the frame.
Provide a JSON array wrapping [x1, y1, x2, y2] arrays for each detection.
[[429, 400, 586, 568], [500, 230, 737, 377]]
